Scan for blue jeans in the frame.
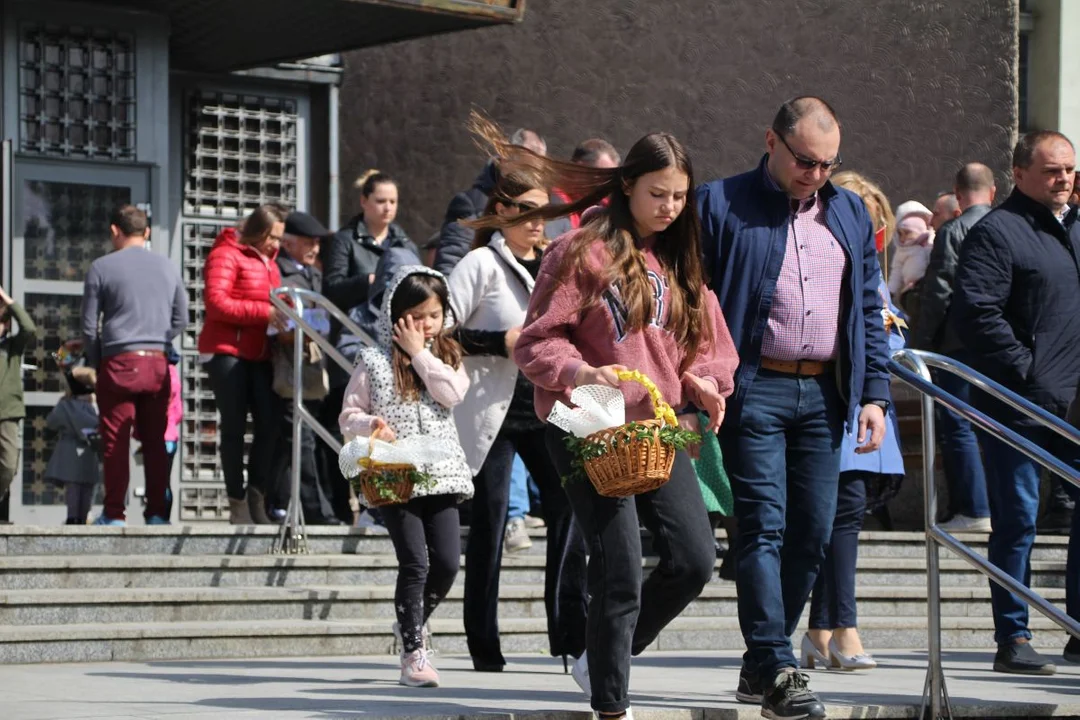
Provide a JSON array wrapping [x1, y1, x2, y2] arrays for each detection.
[[935, 361, 990, 519], [507, 454, 529, 520], [721, 370, 844, 682], [808, 472, 867, 629], [981, 425, 1080, 645]]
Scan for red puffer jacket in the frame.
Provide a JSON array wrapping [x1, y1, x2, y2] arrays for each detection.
[[197, 228, 281, 361]]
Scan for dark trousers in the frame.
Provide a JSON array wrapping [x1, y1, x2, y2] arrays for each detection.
[[720, 370, 844, 684], [981, 424, 1080, 644], [204, 354, 279, 500], [809, 471, 868, 629], [548, 425, 714, 714], [319, 384, 357, 524], [272, 398, 337, 524], [935, 355, 990, 519], [97, 353, 170, 521], [381, 494, 461, 654], [464, 427, 588, 666]]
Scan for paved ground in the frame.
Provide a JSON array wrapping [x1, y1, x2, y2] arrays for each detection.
[[4, 649, 1080, 719]]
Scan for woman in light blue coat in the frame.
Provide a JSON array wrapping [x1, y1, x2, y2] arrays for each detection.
[[801, 270, 906, 672]]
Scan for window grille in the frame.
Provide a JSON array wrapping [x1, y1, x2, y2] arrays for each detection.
[[19, 23, 136, 160], [184, 91, 298, 218]]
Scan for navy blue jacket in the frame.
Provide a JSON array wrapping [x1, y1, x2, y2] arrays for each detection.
[[953, 189, 1080, 427], [696, 156, 892, 426]]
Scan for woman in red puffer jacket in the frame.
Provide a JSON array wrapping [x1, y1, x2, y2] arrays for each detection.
[[198, 203, 288, 525]]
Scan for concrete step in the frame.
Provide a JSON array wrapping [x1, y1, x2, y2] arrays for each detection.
[[0, 582, 1063, 626], [0, 614, 1067, 664], [0, 526, 1067, 560], [0, 553, 1065, 590]]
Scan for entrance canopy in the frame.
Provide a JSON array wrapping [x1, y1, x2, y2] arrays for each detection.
[[66, 0, 525, 72]]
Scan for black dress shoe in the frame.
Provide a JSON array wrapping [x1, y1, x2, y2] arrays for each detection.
[[761, 670, 826, 720], [1038, 506, 1073, 535], [1064, 637, 1080, 664], [994, 642, 1057, 675]]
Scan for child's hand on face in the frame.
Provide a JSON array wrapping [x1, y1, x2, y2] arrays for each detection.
[[393, 315, 427, 357]]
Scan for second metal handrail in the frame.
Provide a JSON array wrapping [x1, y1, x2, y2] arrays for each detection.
[[889, 349, 1080, 720], [268, 286, 375, 554]]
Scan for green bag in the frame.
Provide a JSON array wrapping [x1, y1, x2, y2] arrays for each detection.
[[690, 411, 732, 516]]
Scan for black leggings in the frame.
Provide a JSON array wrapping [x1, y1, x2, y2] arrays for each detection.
[[380, 494, 461, 653], [204, 354, 279, 500]]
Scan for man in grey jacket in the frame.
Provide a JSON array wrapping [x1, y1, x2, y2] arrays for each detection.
[[912, 163, 995, 533]]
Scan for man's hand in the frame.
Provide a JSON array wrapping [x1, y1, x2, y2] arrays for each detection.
[[855, 403, 887, 454], [676, 413, 703, 459], [573, 363, 628, 388], [682, 372, 727, 432]]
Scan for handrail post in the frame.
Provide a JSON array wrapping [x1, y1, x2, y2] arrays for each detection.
[[272, 288, 309, 555], [894, 350, 951, 720]]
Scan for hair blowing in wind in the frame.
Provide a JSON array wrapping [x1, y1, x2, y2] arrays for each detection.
[[465, 110, 711, 369]]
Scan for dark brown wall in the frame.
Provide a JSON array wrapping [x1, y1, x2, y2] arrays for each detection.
[[340, 0, 1017, 240]]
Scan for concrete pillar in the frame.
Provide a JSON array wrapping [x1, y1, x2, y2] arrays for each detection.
[[1028, 0, 1080, 141]]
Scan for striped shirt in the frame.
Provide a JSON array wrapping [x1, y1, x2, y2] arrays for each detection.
[[761, 194, 848, 362]]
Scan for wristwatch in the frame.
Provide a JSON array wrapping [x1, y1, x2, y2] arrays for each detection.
[[867, 400, 890, 412]]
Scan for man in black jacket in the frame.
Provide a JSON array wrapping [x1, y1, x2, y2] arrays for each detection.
[[913, 164, 996, 533], [954, 130, 1079, 675], [271, 212, 341, 526]]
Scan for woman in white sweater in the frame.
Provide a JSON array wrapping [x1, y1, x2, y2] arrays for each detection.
[[448, 160, 588, 673]]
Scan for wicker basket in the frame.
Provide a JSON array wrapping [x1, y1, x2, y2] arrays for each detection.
[[580, 370, 679, 498], [352, 436, 416, 508], [355, 464, 415, 508]]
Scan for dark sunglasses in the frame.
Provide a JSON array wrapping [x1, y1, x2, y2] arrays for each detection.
[[497, 198, 542, 213], [777, 133, 843, 173]]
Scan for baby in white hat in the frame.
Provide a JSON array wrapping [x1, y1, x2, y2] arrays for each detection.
[[887, 200, 935, 303]]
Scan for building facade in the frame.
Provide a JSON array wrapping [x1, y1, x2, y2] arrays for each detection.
[[0, 0, 523, 524], [341, 0, 1031, 241]]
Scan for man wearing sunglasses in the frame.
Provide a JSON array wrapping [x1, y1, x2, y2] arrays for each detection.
[[697, 96, 890, 720]]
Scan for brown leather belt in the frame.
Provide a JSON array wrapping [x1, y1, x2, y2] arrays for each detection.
[[760, 357, 833, 377], [116, 350, 166, 358]]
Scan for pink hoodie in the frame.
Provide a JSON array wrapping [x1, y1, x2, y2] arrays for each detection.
[[513, 232, 739, 423]]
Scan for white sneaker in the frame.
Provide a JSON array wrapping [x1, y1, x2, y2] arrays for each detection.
[[504, 517, 533, 553], [593, 709, 633, 720], [938, 514, 992, 533], [572, 651, 590, 697]]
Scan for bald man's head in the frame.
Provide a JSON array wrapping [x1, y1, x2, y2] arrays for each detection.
[[771, 96, 840, 136], [954, 162, 996, 210]]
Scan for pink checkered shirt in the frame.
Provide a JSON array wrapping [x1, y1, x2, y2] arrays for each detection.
[[761, 195, 849, 362]]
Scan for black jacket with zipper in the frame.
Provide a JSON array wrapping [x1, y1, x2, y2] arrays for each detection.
[[953, 189, 1080, 426]]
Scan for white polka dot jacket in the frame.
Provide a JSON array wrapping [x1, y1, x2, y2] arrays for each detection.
[[338, 265, 475, 506]]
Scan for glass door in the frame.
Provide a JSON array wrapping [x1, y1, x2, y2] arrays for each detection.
[[8, 159, 149, 525]]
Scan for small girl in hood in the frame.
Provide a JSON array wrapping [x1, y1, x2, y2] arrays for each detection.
[[339, 265, 472, 689], [887, 200, 935, 303], [45, 363, 102, 525]]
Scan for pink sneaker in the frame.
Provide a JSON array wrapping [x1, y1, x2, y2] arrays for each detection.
[[399, 649, 440, 687]]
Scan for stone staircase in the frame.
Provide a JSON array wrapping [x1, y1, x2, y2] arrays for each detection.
[[0, 525, 1069, 664]]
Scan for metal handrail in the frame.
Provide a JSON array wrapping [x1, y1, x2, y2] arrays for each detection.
[[268, 286, 375, 554], [889, 349, 1080, 720]]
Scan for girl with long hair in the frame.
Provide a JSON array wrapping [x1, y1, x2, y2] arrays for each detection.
[[449, 160, 588, 672], [339, 266, 473, 688], [469, 114, 739, 719]]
